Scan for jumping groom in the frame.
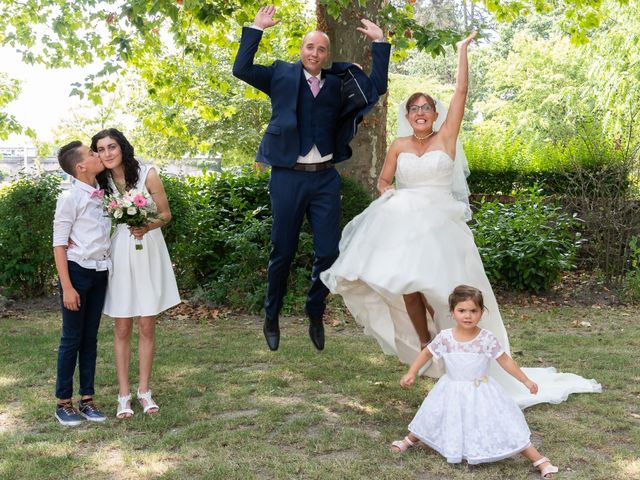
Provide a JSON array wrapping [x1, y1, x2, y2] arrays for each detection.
[[233, 5, 390, 351]]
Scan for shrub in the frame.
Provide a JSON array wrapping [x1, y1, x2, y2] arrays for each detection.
[[163, 169, 372, 313], [161, 174, 202, 288], [624, 236, 640, 302], [471, 187, 582, 292], [202, 216, 273, 312], [0, 173, 61, 297], [340, 175, 373, 228], [0, 167, 371, 311], [558, 141, 639, 283], [464, 129, 633, 196]]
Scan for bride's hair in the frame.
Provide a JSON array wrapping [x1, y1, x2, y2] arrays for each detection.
[[405, 92, 436, 112], [448, 285, 485, 311]]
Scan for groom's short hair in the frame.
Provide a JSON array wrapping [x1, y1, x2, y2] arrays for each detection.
[[57, 141, 84, 177]]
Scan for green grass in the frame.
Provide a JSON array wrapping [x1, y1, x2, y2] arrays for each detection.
[[0, 303, 638, 479]]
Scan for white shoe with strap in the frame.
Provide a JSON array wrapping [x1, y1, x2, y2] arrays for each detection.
[[137, 389, 159, 414], [533, 457, 559, 478], [390, 435, 416, 453], [116, 393, 134, 419]]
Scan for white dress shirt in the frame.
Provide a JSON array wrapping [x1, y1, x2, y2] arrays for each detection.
[[53, 179, 111, 271]]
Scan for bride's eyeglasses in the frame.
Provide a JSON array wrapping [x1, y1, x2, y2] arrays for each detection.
[[408, 104, 433, 114]]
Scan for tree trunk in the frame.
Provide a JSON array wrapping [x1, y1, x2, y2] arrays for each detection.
[[317, 0, 388, 193]]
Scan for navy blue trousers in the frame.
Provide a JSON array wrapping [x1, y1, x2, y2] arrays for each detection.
[[55, 261, 108, 399], [265, 167, 341, 322]]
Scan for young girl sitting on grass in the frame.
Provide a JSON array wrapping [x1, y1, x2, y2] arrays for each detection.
[[392, 285, 559, 479]]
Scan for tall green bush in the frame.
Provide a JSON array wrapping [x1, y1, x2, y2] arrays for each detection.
[[471, 187, 582, 292], [163, 168, 372, 313], [0, 166, 372, 311], [0, 174, 61, 297]]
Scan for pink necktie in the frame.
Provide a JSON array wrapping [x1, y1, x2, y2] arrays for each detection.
[[90, 189, 105, 199], [308, 76, 320, 97]]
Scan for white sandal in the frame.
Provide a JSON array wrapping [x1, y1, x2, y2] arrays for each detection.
[[390, 435, 416, 453], [116, 393, 134, 419], [137, 389, 159, 414], [533, 457, 559, 478]]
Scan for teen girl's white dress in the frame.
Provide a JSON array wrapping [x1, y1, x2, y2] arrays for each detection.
[[321, 149, 601, 408], [103, 164, 181, 317], [409, 328, 531, 464]]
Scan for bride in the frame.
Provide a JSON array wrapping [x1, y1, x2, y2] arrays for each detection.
[[321, 32, 600, 408]]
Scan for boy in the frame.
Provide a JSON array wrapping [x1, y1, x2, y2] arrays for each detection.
[[53, 141, 111, 425]]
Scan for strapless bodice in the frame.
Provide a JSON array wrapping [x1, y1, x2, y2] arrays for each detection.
[[395, 150, 454, 190]]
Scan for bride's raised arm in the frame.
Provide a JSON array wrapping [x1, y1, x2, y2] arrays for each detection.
[[439, 31, 476, 147]]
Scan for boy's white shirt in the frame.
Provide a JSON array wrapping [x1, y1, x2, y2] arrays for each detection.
[[53, 179, 111, 271]]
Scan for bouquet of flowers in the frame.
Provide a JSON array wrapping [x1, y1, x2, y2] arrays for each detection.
[[104, 189, 160, 250]]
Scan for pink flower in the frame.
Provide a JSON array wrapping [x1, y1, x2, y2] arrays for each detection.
[[108, 200, 118, 210], [133, 194, 147, 207]]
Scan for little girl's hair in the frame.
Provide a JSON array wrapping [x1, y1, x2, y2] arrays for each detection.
[[448, 285, 485, 311]]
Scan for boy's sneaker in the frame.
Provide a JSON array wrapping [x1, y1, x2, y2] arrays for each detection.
[[55, 401, 82, 426], [78, 398, 107, 422]]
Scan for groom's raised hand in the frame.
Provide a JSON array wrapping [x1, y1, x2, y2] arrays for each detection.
[[254, 5, 280, 30], [356, 19, 384, 42]]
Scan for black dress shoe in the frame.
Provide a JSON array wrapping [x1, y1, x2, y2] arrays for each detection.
[[308, 321, 325, 351], [263, 320, 280, 351]]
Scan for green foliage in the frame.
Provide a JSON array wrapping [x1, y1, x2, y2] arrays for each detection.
[[0, 73, 22, 139], [581, 1, 640, 136], [624, 236, 640, 301], [0, 174, 61, 297], [468, 7, 640, 180], [464, 108, 635, 196], [0, 167, 370, 310], [162, 168, 271, 294], [203, 216, 273, 312], [163, 169, 371, 313], [471, 187, 582, 292], [128, 50, 272, 164], [340, 173, 373, 228], [0, 0, 620, 164]]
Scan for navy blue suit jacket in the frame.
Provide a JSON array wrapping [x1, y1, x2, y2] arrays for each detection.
[[232, 27, 391, 168]]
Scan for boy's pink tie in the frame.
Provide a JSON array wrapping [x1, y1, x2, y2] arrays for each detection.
[[90, 189, 104, 199], [308, 76, 320, 97]]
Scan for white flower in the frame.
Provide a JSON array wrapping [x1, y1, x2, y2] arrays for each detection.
[[127, 206, 137, 216], [113, 208, 123, 219], [140, 209, 148, 217]]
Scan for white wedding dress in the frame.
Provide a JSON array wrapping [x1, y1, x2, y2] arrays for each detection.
[[321, 150, 601, 408]]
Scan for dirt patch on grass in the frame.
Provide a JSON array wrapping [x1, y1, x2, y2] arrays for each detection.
[[495, 270, 627, 307], [0, 294, 58, 318]]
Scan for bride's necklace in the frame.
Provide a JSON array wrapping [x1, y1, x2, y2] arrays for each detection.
[[413, 130, 435, 141]]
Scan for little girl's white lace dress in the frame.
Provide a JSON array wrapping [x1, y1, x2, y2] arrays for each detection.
[[408, 328, 531, 464]]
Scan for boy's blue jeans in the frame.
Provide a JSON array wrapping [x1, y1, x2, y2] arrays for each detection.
[[55, 261, 108, 400]]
